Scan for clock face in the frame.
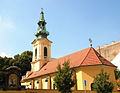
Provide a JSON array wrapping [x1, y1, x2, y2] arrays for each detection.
[[8, 74, 18, 88]]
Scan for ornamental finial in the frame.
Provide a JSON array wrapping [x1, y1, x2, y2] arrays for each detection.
[[89, 38, 92, 47]]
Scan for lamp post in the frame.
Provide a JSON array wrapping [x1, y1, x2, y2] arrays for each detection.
[[83, 80, 87, 93]]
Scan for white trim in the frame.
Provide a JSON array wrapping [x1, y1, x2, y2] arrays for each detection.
[[37, 83, 39, 89], [45, 82, 48, 89]]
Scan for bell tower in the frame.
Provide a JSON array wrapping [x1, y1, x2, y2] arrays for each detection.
[[31, 9, 52, 72]]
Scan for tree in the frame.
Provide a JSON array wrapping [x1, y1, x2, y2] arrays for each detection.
[[0, 50, 32, 76], [92, 69, 114, 93], [54, 60, 75, 93], [14, 51, 32, 75], [114, 69, 120, 80], [0, 56, 5, 71], [114, 69, 120, 88], [117, 81, 120, 88], [0, 50, 32, 89], [0, 56, 13, 70]]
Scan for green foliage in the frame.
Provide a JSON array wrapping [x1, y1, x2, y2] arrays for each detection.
[[0, 51, 32, 76], [0, 71, 6, 84], [114, 68, 120, 88], [114, 69, 120, 80], [14, 51, 32, 75], [0, 56, 13, 70], [117, 82, 120, 88], [54, 61, 75, 93], [92, 69, 114, 93]]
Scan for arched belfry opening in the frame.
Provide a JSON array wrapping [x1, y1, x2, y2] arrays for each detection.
[[35, 48, 37, 58], [44, 47, 47, 56]]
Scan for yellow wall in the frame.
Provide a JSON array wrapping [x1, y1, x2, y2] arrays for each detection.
[[32, 39, 52, 72], [34, 80, 38, 89], [25, 82, 30, 89], [51, 76, 55, 89], [102, 65, 117, 91], [22, 65, 117, 92], [76, 70, 83, 90], [34, 62, 40, 72], [21, 82, 27, 89], [42, 78, 47, 89], [32, 39, 52, 62], [81, 66, 100, 90], [76, 65, 117, 91]]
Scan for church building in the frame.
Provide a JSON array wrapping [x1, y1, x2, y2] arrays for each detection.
[[21, 10, 117, 91]]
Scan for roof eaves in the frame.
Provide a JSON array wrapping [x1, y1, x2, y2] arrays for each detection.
[[23, 63, 117, 81]]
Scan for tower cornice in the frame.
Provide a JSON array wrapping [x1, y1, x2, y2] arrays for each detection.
[[32, 38, 52, 45]]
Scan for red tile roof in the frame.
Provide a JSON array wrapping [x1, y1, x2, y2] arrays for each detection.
[[25, 47, 116, 80]]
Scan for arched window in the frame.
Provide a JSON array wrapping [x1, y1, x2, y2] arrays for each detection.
[[35, 48, 37, 57], [44, 47, 47, 56], [37, 80, 39, 89], [91, 83, 94, 91], [45, 78, 48, 82]]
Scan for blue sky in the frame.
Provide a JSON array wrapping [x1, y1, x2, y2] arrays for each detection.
[[0, 0, 120, 58]]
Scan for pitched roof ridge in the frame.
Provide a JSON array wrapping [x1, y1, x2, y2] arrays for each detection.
[[27, 48, 91, 79], [92, 48, 104, 64], [48, 47, 90, 63], [80, 47, 92, 65], [23, 47, 117, 80], [92, 48, 116, 67]]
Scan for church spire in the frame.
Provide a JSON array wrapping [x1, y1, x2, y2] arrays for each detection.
[[35, 8, 49, 39], [40, 8, 45, 21]]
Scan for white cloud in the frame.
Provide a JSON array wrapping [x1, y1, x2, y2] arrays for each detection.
[[0, 52, 13, 58], [0, 16, 15, 32]]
